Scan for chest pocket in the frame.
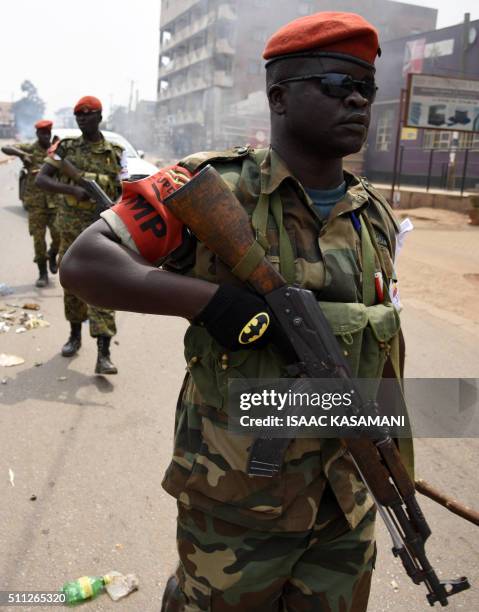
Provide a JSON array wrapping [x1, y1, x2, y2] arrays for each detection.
[[184, 325, 286, 412], [77, 147, 121, 198], [319, 301, 400, 383]]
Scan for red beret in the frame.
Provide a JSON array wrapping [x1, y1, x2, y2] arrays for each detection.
[[263, 12, 380, 68], [35, 119, 53, 130], [74, 95, 102, 113]]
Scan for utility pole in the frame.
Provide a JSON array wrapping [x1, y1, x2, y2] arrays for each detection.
[[127, 80, 135, 140], [447, 13, 471, 190], [390, 89, 406, 205], [461, 12, 471, 77], [128, 80, 134, 112]]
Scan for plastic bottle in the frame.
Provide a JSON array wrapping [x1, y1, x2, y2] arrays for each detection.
[[61, 575, 111, 605]]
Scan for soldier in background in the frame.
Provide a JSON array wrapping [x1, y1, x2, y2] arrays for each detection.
[[36, 96, 128, 374], [1, 120, 60, 287]]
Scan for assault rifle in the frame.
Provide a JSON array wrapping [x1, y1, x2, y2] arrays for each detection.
[[59, 158, 113, 215], [164, 165, 471, 607]]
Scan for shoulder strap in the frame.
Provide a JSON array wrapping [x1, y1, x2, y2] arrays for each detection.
[[178, 145, 254, 174], [360, 216, 377, 307], [249, 148, 295, 283], [270, 191, 296, 283], [250, 189, 296, 285]]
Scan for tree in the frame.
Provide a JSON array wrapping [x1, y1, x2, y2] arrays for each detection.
[[12, 80, 46, 138]]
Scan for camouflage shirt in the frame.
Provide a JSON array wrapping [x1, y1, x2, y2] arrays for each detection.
[[102, 146, 404, 533], [17, 141, 55, 205], [45, 133, 127, 204]]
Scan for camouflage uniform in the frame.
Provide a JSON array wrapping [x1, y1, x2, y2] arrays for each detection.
[[102, 146, 411, 610], [45, 135, 124, 337], [17, 141, 60, 264]]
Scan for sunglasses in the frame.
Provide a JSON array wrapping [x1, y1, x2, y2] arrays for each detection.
[[273, 72, 378, 102], [74, 110, 100, 117]]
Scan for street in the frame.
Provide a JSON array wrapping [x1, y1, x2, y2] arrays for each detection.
[[0, 158, 478, 611]]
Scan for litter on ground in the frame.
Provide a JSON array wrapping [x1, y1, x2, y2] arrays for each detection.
[[0, 354, 25, 367]]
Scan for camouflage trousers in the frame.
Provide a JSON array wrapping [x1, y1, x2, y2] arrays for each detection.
[[58, 206, 116, 338], [162, 485, 376, 611], [27, 201, 60, 264]]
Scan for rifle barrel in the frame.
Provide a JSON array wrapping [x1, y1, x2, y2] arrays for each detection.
[[415, 479, 479, 527]]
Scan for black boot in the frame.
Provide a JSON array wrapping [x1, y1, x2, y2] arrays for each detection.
[[48, 250, 58, 274], [35, 261, 49, 288], [95, 336, 118, 375], [61, 322, 82, 357], [161, 574, 181, 611]]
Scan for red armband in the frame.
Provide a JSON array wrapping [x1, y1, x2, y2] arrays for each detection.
[[111, 165, 192, 263]]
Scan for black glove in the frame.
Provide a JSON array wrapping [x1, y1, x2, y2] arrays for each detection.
[[194, 284, 278, 351]]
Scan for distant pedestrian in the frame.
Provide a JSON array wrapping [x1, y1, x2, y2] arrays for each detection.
[[36, 97, 128, 374], [1, 120, 60, 287]]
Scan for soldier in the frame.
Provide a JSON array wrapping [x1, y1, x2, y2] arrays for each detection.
[[60, 13, 411, 611], [1, 119, 60, 287], [36, 96, 128, 375]]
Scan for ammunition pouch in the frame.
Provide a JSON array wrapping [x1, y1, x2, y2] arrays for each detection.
[[185, 297, 400, 411], [64, 196, 97, 211]]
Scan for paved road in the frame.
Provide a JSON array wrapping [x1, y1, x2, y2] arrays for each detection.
[[0, 160, 478, 611]]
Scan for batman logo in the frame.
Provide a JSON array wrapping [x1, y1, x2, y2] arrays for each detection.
[[239, 312, 270, 345]]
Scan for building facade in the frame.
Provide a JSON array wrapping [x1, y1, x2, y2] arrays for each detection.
[[157, 0, 438, 157], [0, 102, 15, 139], [365, 17, 479, 190]]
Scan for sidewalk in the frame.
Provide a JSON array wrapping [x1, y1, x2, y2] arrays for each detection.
[[374, 181, 476, 197], [373, 181, 476, 212]]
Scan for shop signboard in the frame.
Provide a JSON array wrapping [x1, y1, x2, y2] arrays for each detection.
[[405, 73, 479, 132]]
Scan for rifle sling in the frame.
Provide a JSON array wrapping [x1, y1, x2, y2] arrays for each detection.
[[231, 240, 266, 282]]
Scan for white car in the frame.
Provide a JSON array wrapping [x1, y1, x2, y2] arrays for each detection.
[[52, 128, 158, 180]]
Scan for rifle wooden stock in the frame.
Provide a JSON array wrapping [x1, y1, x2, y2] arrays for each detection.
[[416, 479, 479, 527], [164, 165, 284, 294]]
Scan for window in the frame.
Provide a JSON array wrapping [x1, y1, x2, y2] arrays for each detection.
[[422, 130, 479, 150], [161, 30, 172, 46], [423, 130, 451, 149], [458, 132, 473, 149], [376, 109, 394, 152], [458, 132, 479, 149]]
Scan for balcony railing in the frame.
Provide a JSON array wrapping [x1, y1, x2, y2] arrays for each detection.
[[161, 13, 211, 53], [166, 109, 206, 126], [159, 38, 234, 79], [158, 76, 211, 101], [160, 4, 237, 53], [158, 44, 215, 78]]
